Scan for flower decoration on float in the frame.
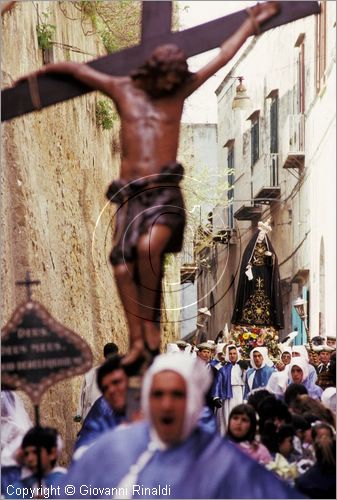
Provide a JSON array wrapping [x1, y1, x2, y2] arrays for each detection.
[[230, 325, 281, 360]]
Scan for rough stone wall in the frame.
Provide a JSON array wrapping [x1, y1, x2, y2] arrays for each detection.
[[1, 1, 178, 463], [161, 254, 181, 346]]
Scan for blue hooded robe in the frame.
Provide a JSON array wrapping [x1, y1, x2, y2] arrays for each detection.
[[56, 421, 302, 499], [74, 396, 125, 452], [244, 364, 275, 400]]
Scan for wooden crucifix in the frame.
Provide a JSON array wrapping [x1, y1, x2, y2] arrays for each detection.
[[1, 1, 319, 121], [1, 1, 320, 378]]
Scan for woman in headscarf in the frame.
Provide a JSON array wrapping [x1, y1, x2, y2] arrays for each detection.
[[288, 358, 322, 400], [291, 345, 318, 385], [244, 347, 275, 400]]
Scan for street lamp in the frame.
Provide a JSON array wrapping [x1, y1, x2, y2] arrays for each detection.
[[293, 297, 307, 324], [232, 77, 252, 110], [293, 297, 316, 362]]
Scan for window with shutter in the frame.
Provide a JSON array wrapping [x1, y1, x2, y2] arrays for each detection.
[[315, 1, 327, 93], [227, 144, 235, 228], [270, 96, 279, 154], [251, 118, 259, 166]]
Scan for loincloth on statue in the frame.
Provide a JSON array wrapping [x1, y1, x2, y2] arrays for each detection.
[[106, 162, 186, 266]]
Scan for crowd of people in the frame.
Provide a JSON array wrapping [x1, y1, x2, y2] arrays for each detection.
[[3, 0, 334, 496], [1, 335, 336, 499]]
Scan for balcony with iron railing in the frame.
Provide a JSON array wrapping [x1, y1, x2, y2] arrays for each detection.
[[234, 203, 262, 221], [252, 153, 281, 203], [211, 204, 237, 244], [213, 227, 237, 244], [282, 114, 305, 170], [180, 241, 197, 284]]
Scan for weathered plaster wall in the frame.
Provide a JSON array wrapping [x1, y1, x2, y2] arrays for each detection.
[[1, 1, 178, 463]]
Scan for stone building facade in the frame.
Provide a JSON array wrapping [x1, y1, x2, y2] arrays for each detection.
[[196, 2, 336, 342]]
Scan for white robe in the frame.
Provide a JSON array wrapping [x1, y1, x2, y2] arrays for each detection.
[[266, 366, 289, 397], [220, 364, 244, 435]]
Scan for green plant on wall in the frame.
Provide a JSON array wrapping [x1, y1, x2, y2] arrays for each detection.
[[74, 1, 141, 53], [78, 1, 100, 29], [80, 0, 99, 17], [73, 0, 182, 53], [95, 99, 117, 130], [36, 12, 56, 50], [163, 253, 174, 270]]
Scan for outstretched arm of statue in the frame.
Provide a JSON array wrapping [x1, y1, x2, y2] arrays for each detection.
[[1, 1, 16, 15], [14, 62, 121, 102], [183, 1, 280, 97]]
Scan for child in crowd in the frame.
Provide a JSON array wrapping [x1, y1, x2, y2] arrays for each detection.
[[290, 414, 315, 475], [276, 424, 296, 461], [290, 395, 335, 428], [284, 383, 308, 410], [247, 389, 274, 412], [257, 396, 292, 451], [5, 427, 66, 499], [226, 404, 272, 465], [295, 422, 336, 498], [266, 424, 298, 486]]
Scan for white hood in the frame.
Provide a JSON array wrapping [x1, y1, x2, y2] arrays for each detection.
[[141, 352, 212, 442]]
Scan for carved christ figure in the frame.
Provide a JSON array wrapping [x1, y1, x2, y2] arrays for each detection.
[[16, 3, 280, 374]]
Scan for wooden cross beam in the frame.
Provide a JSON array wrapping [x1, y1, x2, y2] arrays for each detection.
[[141, 1, 172, 41], [1, 1, 320, 122]]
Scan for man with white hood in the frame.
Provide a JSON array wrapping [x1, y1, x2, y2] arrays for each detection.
[[244, 347, 275, 400], [208, 342, 226, 433], [220, 345, 245, 433], [167, 343, 216, 434], [165, 343, 180, 354], [210, 343, 226, 369], [57, 352, 301, 499]]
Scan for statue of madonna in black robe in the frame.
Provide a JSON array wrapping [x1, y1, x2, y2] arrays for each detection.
[[231, 226, 284, 330]]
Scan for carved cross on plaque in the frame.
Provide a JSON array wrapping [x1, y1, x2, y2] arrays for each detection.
[[1, 300, 93, 405], [1, 1, 320, 121], [15, 270, 41, 300]]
